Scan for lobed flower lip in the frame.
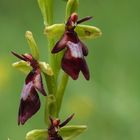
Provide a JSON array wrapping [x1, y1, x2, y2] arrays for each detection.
[[48, 114, 74, 140], [51, 13, 91, 80], [18, 82, 40, 125], [12, 51, 47, 125]]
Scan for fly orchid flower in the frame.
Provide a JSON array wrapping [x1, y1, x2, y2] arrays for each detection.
[[12, 51, 47, 125], [48, 114, 74, 140], [51, 13, 92, 80]]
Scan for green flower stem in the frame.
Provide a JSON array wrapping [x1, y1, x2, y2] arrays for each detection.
[[44, 0, 79, 124], [42, 0, 57, 125], [56, 73, 69, 116], [44, 94, 57, 125], [44, 38, 58, 125], [48, 39, 60, 81], [44, 74, 56, 95]]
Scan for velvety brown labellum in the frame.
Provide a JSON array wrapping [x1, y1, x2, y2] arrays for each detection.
[[12, 52, 47, 125], [51, 13, 92, 80]]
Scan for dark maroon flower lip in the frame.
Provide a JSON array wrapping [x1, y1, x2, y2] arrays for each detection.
[[51, 13, 91, 80], [18, 84, 41, 125], [12, 51, 47, 125], [48, 114, 74, 140]]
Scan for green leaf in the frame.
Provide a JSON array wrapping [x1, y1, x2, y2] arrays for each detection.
[[60, 125, 87, 140], [38, 0, 53, 25], [65, 0, 79, 20], [12, 61, 32, 74], [75, 24, 102, 39], [45, 23, 102, 40], [25, 31, 40, 60], [26, 129, 48, 140], [39, 62, 53, 76]]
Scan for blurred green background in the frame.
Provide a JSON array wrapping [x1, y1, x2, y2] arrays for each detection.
[[0, 0, 140, 139]]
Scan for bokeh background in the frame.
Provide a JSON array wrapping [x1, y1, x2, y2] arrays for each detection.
[[0, 0, 140, 139]]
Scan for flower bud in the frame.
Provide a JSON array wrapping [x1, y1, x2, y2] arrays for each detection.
[[38, 0, 53, 25], [65, 0, 79, 20], [25, 31, 40, 60]]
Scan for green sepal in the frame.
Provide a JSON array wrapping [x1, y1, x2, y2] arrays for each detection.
[[44, 24, 64, 39], [26, 129, 48, 140], [38, 0, 53, 25], [39, 62, 53, 76], [12, 61, 32, 74], [25, 31, 40, 60], [45, 94, 57, 125], [45, 24, 102, 40], [65, 0, 79, 20], [75, 24, 102, 39], [60, 125, 87, 140]]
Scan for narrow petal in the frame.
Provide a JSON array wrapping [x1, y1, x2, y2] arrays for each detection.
[[34, 72, 47, 96], [80, 58, 90, 80], [11, 51, 27, 61], [77, 16, 92, 24], [18, 82, 40, 125], [51, 33, 67, 53], [59, 114, 74, 128]]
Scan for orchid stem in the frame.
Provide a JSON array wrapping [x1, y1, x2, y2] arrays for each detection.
[[56, 73, 69, 116]]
